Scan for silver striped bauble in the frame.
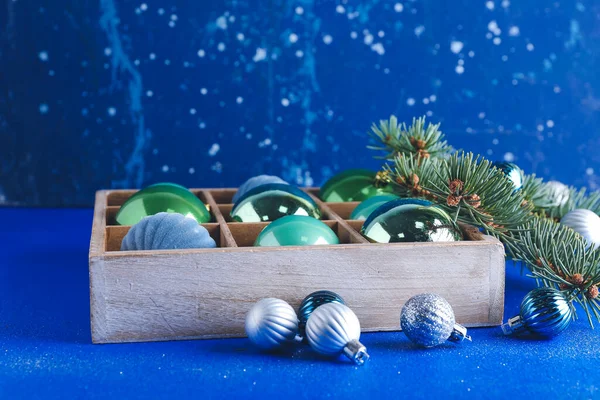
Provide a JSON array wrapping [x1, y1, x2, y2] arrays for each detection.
[[245, 298, 299, 350], [306, 303, 369, 365], [545, 181, 570, 207], [120, 212, 216, 251], [298, 290, 346, 338], [561, 209, 600, 249]]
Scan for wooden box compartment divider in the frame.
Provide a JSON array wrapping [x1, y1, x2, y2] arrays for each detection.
[[89, 188, 505, 344]]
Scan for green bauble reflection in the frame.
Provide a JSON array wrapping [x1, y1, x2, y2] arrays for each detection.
[[115, 182, 211, 226], [254, 215, 339, 247], [350, 194, 400, 220], [231, 183, 321, 222], [319, 169, 392, 202], [361, 199, 462, 243]]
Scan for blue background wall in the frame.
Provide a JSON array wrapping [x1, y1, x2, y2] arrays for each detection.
[[1, 0, 599, 206]]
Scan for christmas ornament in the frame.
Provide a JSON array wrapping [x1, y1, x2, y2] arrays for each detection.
[[232, 175, 288, 204], [245, 298, 299, 350], [298, 290, 346, 338], [350, 194, 400, 220], [116, 182, 211, 226], [231, 183, 321, 223], [492, 161, 524, 191], [560, 209, 600, 249], [546, 180, 570, 207], [254, 215, 339, 247], [305, 302, 369, 365], [121, 212, 216, 251], [400, 293, 471, 348], [501, 287, 573, 338], [361, 199, 462, 243], [319, 169, 392, 202]]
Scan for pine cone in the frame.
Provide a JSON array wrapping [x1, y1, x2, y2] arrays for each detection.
[[465, 194, 481, 208], [567, 274, 584, 285], [448, 179, 464, 193], [447, 194, 462, 207], [586, 285, 599, 300]]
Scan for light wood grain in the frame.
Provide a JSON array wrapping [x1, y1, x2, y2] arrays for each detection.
[[89, 189, 506, 344]]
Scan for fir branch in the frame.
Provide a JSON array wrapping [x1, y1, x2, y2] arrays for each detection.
[[368, 116, 452, 160]]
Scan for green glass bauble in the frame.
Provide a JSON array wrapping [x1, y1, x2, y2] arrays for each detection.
[[350, 194, 400, 220], [361, 199, 462, 243], [319, 169, 392, 202], [231, 183, 321, 222], [115, 182, 211, 226], [254, 215, 339, 247]]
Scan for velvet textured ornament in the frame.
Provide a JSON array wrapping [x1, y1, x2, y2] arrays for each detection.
[[121, 212, 216, 251], [116, 182, 211, 226], [231, 183, 321, 223]]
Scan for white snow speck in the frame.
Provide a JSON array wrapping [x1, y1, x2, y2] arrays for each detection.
[[486, 1, 495, 10], [468, 50, 475, 57], [281, 98, 290, 107], [450, 41, 464, 54], [39, 103, 49, 114], [253, 48, 267, 62], [586, 168, 594, 175], [146, 90, 153, 97], [162, 165, 169, 172], [488, 20, 501, 35], [502, 0, 510, 8], [364, 33, 374, 45], [217, 43, 226, 52], [493, 37, 501, 45], [508, 26, 520, 36], [197, 49, 206, 57], [336, 5, 345, 13], [546, 120, 555, 128], [236, 96, 244, 104], [104, 47, 112, 56], [295, 6, 304, 15], [323, 35, 333, 44], [216, 16, 227, 30], [289, 33, 298, 43], [526, 43, 534, 51], [149, 52, 156, 60], [371, 43, 385, 55], [208, 143, 220, 156], [189, 167, 195, 174], [455, 65, 465, 74], [394, 3, 404, 12], [503, 152, 515, 162], [201, 88, 208, 95], [414, 25, 425, 37], [295, 50, 304, 58], [236, 33, 245, 41], [107, 107, 116, 116], [140, 3, 148, 11], [537, 124, 544, 132], [38, 51, 49, 61], [190, 108, 197, 115], [350, 31, 358, 39], [406, 98, 416, 106]]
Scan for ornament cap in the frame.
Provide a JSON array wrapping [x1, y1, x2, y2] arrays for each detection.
[[448, 323, 472, 343], [501, 315, 526, 336], [343, 339, 370, 366]]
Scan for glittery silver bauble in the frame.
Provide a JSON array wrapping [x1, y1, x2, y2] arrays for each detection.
[[298, 290, 346, 338], [561, 209, 600, 249], [232, 175, 288, 204], [306, 303, 369, 365], [245, 298, 299, 350], [121, 212, 216, 251], [400, 293, 471, 348], [545, 180, 570, 207], [502, 287, 573, 338]]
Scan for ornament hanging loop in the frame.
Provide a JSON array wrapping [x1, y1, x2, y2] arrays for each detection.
[[448, 323, 472, 343], [343, 339, 370, 366]]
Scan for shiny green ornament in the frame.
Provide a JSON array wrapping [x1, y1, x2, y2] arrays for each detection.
[[350, 194, 400, 220], [319, 169, 392, 202], [361, 199, 462, 243], [254, 215, 339, 247], [231, 184, 321, 223], [115, 182, 211, 226]]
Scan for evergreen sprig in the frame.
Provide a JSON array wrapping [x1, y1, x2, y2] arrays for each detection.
[[368, 116, 453, 160], [368, 115, 600, 327]]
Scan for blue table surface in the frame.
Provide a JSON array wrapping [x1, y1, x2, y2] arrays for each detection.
[[1, 208, 599, 399]]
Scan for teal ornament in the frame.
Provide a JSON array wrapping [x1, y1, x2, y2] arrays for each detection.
[[231, 183, 321, 222], [493, 162, 524, 192], [319, 169, 392, 202], [232, 175, 288, 204], [298, 290, 346, 339], [361, 199, 462, 243], [502, 287, 573, 338], [350, 194, 400, 220], [116, 182, 211, 225], [121, 212, 216, 251], [254, 215, 338, 247]]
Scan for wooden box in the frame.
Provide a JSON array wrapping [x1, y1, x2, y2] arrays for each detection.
[[89, 188, 505, 344]]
